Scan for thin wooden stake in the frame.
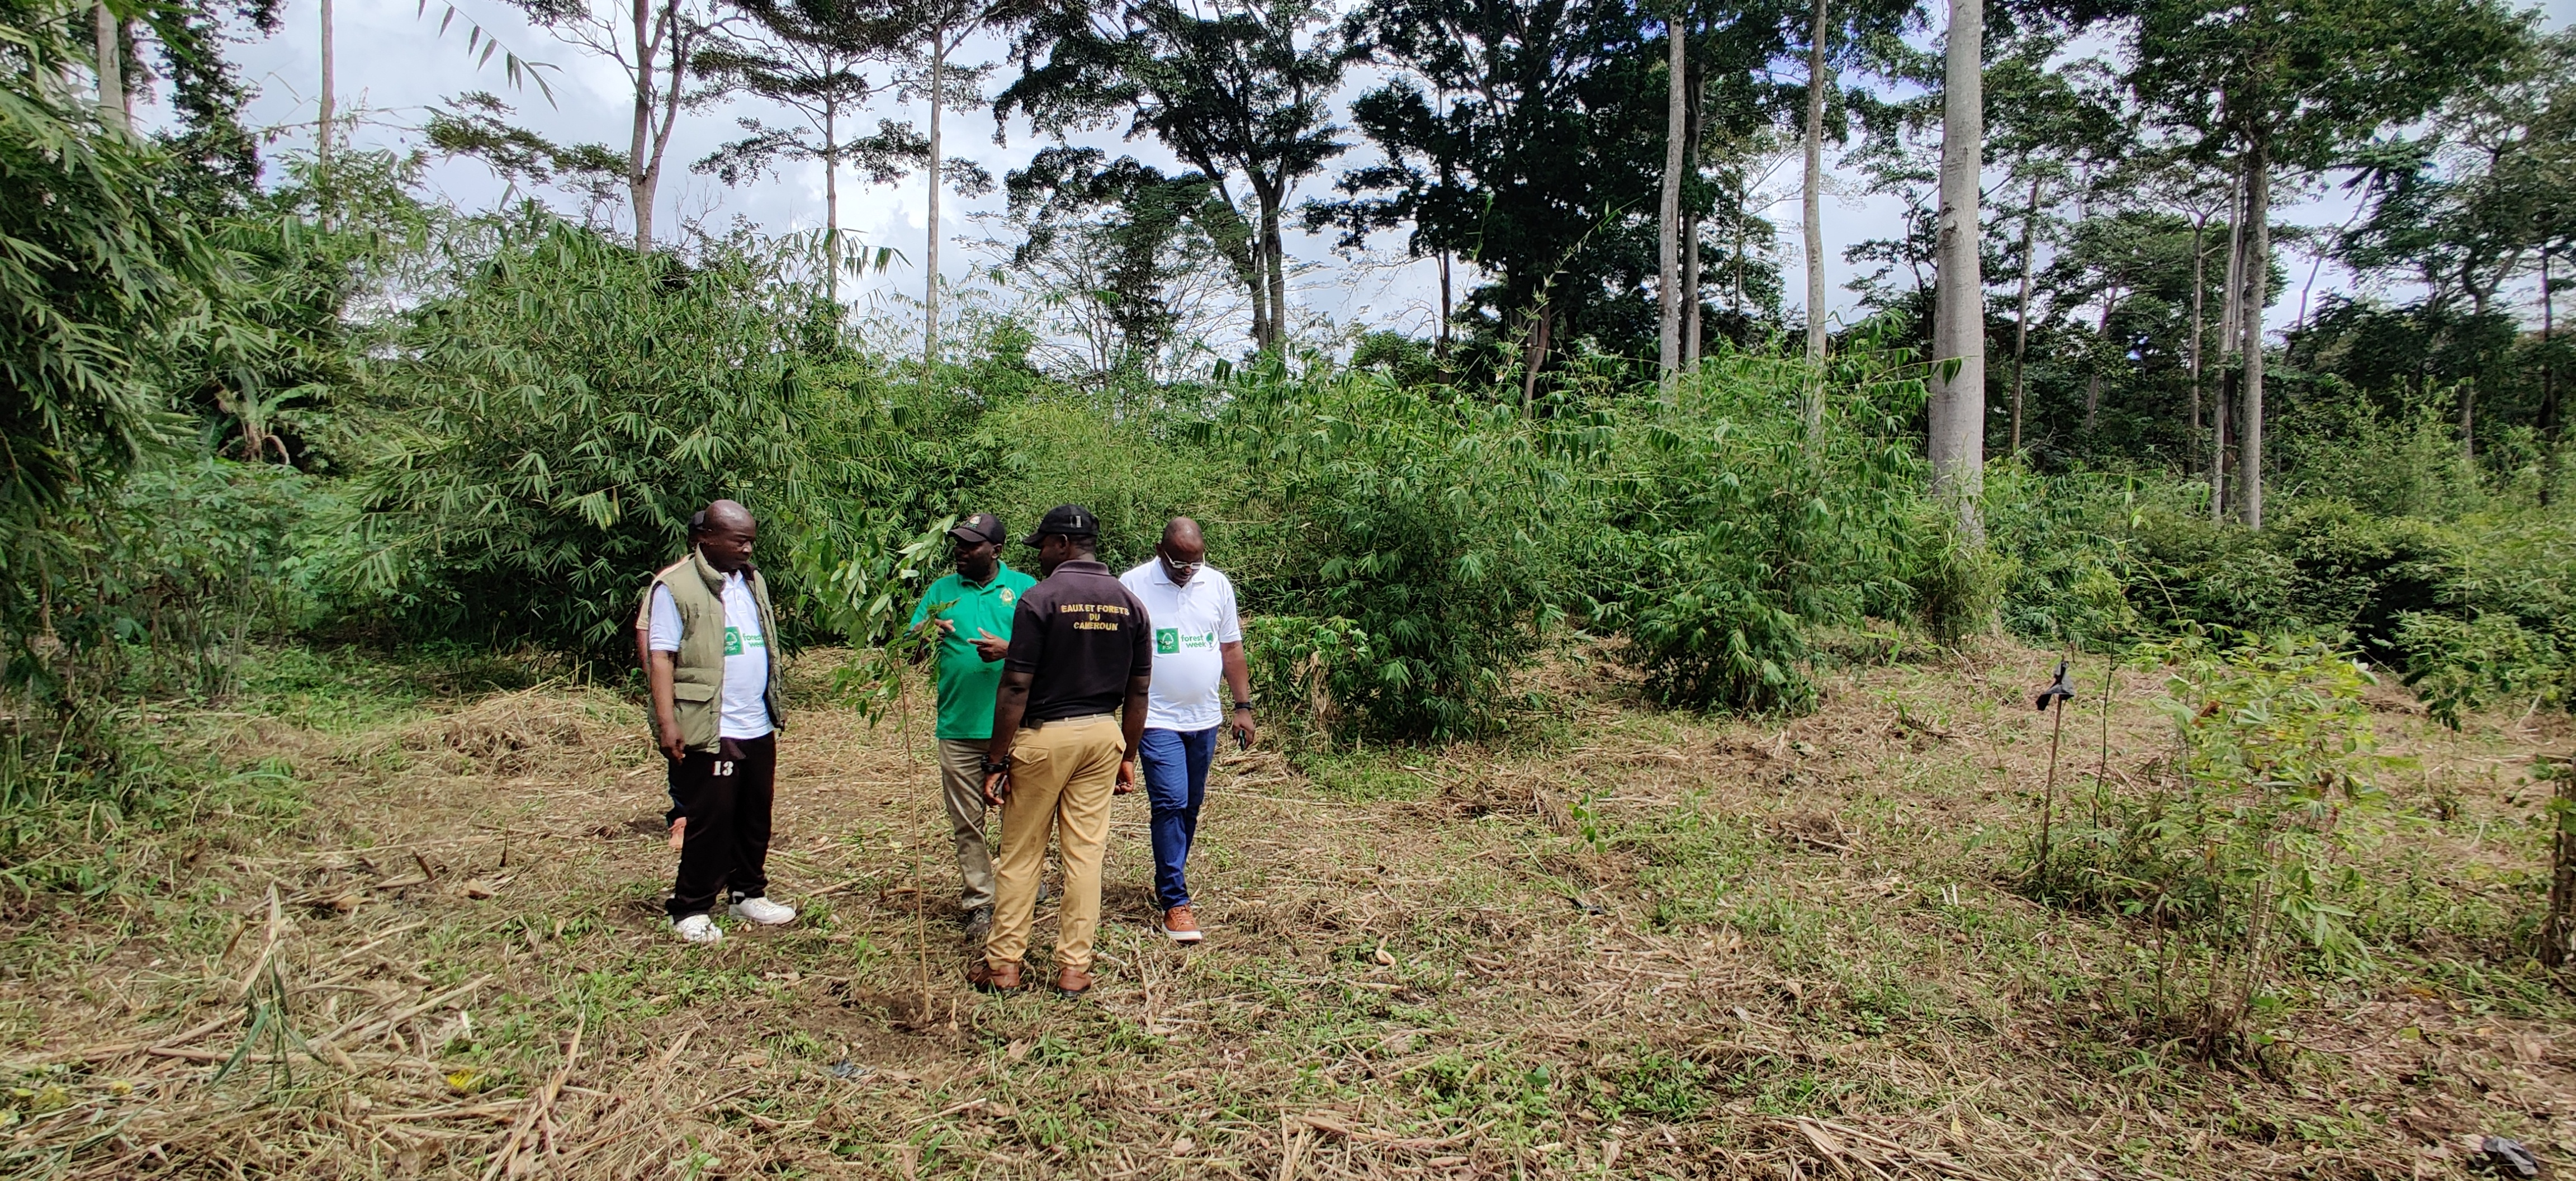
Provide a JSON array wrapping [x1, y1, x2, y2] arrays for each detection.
[[2095, 651, 2115, 829], [2542, 760, 2575, 968], [2040, 697, 2066, 885]]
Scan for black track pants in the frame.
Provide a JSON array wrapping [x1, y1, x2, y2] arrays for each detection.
[[665, 734, 776, 919]]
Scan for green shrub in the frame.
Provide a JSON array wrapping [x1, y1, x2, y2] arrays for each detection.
[[1220, 360, 1571, 739], [1987, 458, 2576, 729], [351, 218, 845, 655], [2034, 633, 2395, 1058], [1240, 614, 1374, 743], [959, 396, 1239, 573], [1584, 338, 1924, 711], [2427, 509, 2576, 716], [1984, 467, 2166, 646], [1987, 467, 2498, 658], [2277, 381, 2485, 520], [1905, 499, 2007, 645], [2392, 611, 2569, 729]]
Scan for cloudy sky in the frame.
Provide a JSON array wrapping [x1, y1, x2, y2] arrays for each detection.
[[168, 0, 2576, 349]]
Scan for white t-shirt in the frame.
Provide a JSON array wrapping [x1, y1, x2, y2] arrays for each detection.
[[1118, 560, 1242, 732], [647, 571, 774, 740]]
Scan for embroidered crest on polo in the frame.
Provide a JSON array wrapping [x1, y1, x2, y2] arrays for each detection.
[[1000, 587, 1015, 603]]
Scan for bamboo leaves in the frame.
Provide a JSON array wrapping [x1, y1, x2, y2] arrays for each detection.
[[357, 221, 833, 653]]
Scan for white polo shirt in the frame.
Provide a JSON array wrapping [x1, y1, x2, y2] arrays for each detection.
[[1118, 560, 1243, 732], [646, 571, 774, 740]]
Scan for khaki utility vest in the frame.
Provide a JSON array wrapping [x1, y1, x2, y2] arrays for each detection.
[[651, 551, 785, 752]]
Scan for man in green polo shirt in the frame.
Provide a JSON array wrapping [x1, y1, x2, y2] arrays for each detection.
[[908, 513, 1038, 935]]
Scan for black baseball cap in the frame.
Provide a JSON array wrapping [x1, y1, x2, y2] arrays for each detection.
[[948, 513, 1005, 546], [1021, 504, 1100, 545]]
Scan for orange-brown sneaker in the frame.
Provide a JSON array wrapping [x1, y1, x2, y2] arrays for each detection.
[[1053, 966, 1095, 996], [1157, 905, 1204, 944]]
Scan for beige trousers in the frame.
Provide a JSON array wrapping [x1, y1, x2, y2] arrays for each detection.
[[936, 739, 996, 911], [984, 716, 1122, 972]]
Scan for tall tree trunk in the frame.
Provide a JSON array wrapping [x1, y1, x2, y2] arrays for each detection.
[[1683, 215, 1702, 369], [2461, 384, 2475, 461], [1732, 218, 1745, 316], [1928, 0, 1985, 541], [1436, 84, 1455, 363], [1684, 67, 1706, 372], [2214, 365, 2233, 519], [316, 0, 332, 157], [2187, 213, 2208, 480], [2214, 166, 2244, 521], [1263, 199, 1287, 351], [2219, 167, 2244, 369], [1522, 303, 1552, 413], [1657, 17, 1685, 386], [628, 0, 657, 251], [95, 3, 125, 129], [2083, 285, 2115, 436], [623, 0, 686, 252], [1802, 0, 1829, 365], [2462, 289, 2485, 462], [924, 37, 946, 375], [823, 103, 840, 304], [2544, 248, 2560, 506], [2238, 137, 2270, 530], [2008, 173, 2040, 456], [1437, 251, 1452, 361], [1247, 232, 1271, 349]]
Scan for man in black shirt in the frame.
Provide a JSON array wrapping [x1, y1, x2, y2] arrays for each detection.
[[971, 505, 1154, 996]]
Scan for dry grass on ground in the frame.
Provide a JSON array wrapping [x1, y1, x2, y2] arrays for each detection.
[[2, 640, 2573, 1179]]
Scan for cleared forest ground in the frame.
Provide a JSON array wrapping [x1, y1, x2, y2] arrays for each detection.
[[3, 640, 2572, 1179]]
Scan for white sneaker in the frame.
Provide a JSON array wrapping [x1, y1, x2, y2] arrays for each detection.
[[673, 914, 722, 944], [730, 896, 797, 926]]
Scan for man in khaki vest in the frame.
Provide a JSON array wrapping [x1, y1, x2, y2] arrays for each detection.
[[644, 500, 795, 944], [640, 510, 705, 853]]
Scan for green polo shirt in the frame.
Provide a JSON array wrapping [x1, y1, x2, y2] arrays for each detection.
[[908, 564, 1039, 740]]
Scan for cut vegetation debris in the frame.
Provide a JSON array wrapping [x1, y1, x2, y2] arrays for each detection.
[[2, 641, 2573, 1179]]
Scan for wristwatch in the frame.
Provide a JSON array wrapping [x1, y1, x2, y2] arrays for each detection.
[[982, 754, 1012, 776], [1231, 700, 1255, 712]]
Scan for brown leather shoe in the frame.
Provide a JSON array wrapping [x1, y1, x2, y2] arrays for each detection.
[[969, 958, 1024, 993], [1158, 905, 1204, 943], [1053, 966, 1094, 996]]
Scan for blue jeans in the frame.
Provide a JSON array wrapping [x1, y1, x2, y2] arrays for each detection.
[[1138, 726, 1218, 909]]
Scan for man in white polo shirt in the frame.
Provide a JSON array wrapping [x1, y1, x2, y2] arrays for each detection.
[[1118, 517, 1255, 943]]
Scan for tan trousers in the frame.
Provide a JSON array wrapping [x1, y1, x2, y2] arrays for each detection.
[[936, 739, 996, 911], [984, 716, 1122, 972]]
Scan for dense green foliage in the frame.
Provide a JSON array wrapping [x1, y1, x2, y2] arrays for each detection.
[[1, 0, 2571, 774], [5, 0, 2576, 1110], [1580, 339, 1926, 711], [2029, 633, 2396, 1056], [1221, 364, 1573, 736], [353, 220, 842, 653]]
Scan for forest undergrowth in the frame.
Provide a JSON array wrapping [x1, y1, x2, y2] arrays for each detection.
[[1, 638, 2569, 1179]]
